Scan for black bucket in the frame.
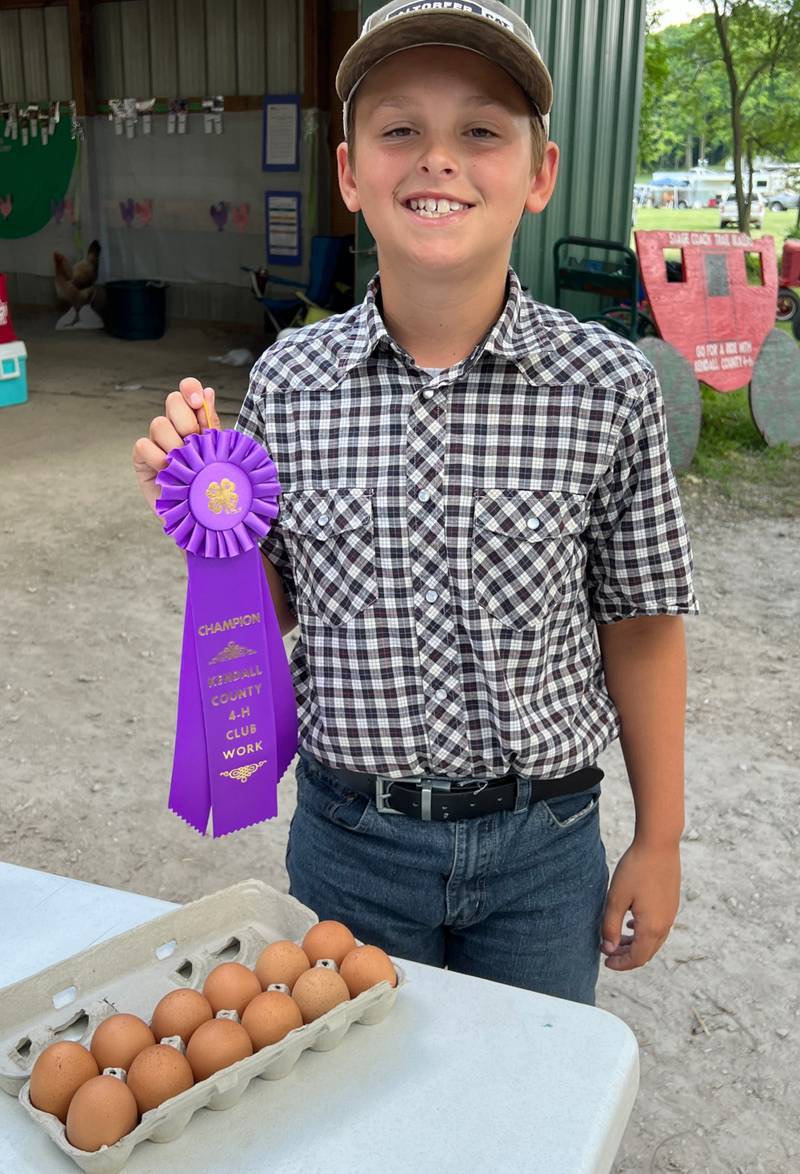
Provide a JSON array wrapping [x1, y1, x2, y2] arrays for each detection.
[[105, 280, 167, 340]]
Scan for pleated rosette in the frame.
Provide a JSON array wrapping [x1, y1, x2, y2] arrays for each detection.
[[155, 429, 281, 556]]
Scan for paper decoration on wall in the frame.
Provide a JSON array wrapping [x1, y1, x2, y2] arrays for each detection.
[[203, 96, 224, 135], [119, 199, 154, 227], [0, 117, 78, 239], [265, 192, 301, 266], [262, 95, 300, 171], [3, 104, 19, 141], [231, 203, 250, 232], [135, 199, 153, 227], [50, 196, 76, 225], [0, 196, 12, 221], [167, 100, 189, 135], [210, 202, 229, 232], [138, 99, 156, 135]]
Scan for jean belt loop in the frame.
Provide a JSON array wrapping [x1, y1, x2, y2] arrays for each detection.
[[513, 776, 531, 813]]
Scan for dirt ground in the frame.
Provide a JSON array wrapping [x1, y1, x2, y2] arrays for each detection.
[[1, 316, 798, 1174]]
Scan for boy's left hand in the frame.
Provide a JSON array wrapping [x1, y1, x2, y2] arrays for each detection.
[[600, 840, 681, 971]]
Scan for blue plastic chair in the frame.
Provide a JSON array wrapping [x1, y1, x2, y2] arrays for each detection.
[[242, 235, 350, 335]]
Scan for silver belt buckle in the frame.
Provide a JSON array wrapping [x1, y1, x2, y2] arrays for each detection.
[[375, 775, 406, 815], [375, 775, 455, 819]]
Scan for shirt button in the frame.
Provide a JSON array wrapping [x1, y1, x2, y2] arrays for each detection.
[[425, 589, 439, 603], [421, 388, 435, 401], [435, 688, 447, 701], [417, 489, 431, 503], [527, 516, 540, 531], [317, 514, 330, 527]]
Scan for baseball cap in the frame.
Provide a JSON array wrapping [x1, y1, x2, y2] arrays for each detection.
[[336, 0, 553, 137]]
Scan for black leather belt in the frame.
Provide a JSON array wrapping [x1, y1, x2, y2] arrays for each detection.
[[318, 760, 604, 822]]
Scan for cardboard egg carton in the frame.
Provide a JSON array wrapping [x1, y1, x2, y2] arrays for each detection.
[[0, 879, 405, 1173]]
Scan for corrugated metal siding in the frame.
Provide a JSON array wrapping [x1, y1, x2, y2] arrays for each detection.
[[353, 0, 646, 305], [93, 0, 300, 99], [0, 5, 72, 102], [515, 0, 646, 304]]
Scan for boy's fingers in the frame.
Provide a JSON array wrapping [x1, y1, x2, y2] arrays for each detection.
[[165, 390, 201, 437], [201, 386, 221, 429], [149, 414, 184, 455], [132, 436, 169, 475], [601, 900, 628, 953], [178, 376, 205, 411], [176, 378, 219, 431]]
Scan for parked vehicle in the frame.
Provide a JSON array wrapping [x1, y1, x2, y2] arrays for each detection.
[[719, 192, 765, 229], [767, 191, 800, 212]]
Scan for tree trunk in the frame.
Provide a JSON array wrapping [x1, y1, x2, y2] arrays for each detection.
[[685, 135, 693, 171], [712, 2, 749, 233]]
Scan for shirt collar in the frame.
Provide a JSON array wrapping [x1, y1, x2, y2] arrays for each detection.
[[336, 267, 534, 376]]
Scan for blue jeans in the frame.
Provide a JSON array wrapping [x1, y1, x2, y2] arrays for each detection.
[[286, 753, 610, 1005]]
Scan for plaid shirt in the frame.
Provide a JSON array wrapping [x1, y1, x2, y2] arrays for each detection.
[[236, 269, 699, 780]]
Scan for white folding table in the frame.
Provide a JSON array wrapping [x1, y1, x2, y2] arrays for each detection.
[[0, 862, 638, 1173]]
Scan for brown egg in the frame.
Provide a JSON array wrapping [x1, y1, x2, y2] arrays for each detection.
[[126, 1044, 194, 1114], [185, 1018, 253, 1082], [202, 962, 262, 1016], [65, 1074, 139, 1152], [339, 945, 398, 997], [302, 921, 357, 967], [254, 940, 310, 990], [241, 991, 303, 1050], [291, 966, 351, 1023], [29, 1041, 100, 1123], [90, 1014, 155, 1073], [150, 989, 213, 1045]]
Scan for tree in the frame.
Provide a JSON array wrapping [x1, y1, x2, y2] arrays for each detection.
[[703, 0, 800, 231], [639, 15, 731, 174]]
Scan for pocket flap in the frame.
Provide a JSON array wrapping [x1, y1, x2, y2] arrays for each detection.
[[475, 489, 584, 540], [279, 488, 373, 537]]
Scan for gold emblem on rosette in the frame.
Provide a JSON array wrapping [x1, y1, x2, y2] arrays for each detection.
[[220, 760, 268, 783], [206, 477, 241, 515]]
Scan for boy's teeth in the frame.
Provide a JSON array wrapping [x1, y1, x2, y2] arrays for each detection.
[[408, 198, 466, 216]]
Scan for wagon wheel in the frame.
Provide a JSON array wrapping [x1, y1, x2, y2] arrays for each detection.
[[636, 338, 702, 472], [749, 328, 800, 447], [776, 287, 799, 323]]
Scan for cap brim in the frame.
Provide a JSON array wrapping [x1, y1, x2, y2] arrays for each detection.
[[336, 12, 553, 117]]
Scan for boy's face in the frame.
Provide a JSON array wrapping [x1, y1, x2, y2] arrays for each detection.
[[337, 45, 558, 279]]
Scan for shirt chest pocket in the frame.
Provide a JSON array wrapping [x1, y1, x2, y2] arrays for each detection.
[[472, 490, 586, 630], [279, 489, 378, 626]]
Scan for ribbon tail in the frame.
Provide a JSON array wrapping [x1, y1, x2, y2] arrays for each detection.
[[168, 592, 212, 835], [187, 548, 283, 839], [260, 560, 299, 780]]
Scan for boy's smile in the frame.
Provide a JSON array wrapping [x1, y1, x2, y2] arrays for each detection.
[[337, 46, 557, 279]]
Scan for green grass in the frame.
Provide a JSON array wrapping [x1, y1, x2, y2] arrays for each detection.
[[684, 364, 800, 516], [631, 205, 799, 249], [630, 209, 800, 514]]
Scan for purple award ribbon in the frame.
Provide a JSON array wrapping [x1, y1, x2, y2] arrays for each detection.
[[155, 429, 297, 837]]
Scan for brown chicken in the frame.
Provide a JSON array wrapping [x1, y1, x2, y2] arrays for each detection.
[[53, 240, 101, 307]]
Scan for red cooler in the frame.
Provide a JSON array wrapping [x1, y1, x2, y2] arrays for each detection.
[[0, 274, 16, 344]]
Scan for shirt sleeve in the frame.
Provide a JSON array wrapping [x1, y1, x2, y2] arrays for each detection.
[[585, 365, 700, 625], [235, 368, 297, 614]]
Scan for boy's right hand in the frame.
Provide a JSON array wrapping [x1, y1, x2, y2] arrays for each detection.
[[132, 377, 221, 513]]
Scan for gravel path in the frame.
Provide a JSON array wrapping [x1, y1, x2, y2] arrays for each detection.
[[2, 320, 798, 1173]]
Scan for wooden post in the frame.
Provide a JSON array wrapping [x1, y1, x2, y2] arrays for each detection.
[[302, 0, 328, 111], [67, 0, 95, 116]]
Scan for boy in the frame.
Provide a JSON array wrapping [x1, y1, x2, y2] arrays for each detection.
[[134, 0, 699, 1006]]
